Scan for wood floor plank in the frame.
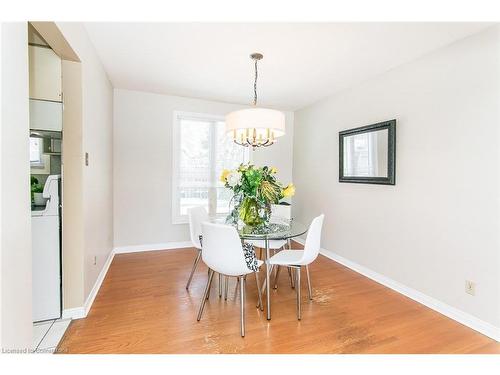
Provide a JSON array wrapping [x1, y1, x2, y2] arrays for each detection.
[[57, 244, 500, 354]]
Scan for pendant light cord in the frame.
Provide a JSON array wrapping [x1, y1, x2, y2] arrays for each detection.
[[253, 59, 258, 106]]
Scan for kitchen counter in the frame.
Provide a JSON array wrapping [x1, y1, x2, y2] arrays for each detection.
[[32, 204, 47, 217]]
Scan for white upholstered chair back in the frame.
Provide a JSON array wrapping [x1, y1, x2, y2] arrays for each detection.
[[187, 206, 209, 250], [202, 222, 252, 276], [297, 214, 324, 265]]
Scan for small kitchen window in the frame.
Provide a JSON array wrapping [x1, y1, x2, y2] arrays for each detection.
[[30, 137, 45, 168]]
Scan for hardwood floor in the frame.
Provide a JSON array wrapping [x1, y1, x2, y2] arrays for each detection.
[[57, 245, 500, 354]]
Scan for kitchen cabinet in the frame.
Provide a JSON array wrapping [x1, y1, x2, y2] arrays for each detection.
[[29, 99, 63, 131], [29, 45, 62, 102]]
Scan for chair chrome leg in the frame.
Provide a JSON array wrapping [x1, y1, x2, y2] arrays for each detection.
[[260, 264, 274, 296], [224, 276, 229, 300], [306, 265, 312, 300], [206, 273, 213, 300], [218, 273, 222, 298], [240, 276, 246, 337], [234, 276, 241, 299], [197, 269, 214, 321], [288, 266, 295, 289], [296, 267, 301, 320], [186, 250, 202, 290], [255, 271, 263, 311], [273, 265, 281, 289]]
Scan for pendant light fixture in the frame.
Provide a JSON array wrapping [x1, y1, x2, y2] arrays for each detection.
[[225, 53, 285, 148]]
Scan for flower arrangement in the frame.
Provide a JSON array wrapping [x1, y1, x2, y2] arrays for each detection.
[[220, 163, 295, 226]]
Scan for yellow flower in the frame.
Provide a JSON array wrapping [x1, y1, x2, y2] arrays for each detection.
[[270, 166, 278, 174], [282, 183, 295, 198], [220, 169, 231, 183]]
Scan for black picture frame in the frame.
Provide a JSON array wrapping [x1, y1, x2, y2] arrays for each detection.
[[339, 119, 396, 185]]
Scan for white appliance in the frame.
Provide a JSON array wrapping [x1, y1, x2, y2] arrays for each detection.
[[32, 175, 61, 322]]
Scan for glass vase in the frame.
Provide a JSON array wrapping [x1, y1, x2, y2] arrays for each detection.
[[239, 197, 265, 227]]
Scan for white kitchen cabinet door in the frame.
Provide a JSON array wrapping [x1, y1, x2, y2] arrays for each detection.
[[29, 45, 62, 102], [29, 99, 63, 131]]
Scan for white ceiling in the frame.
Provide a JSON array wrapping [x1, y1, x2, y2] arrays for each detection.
[[84, 23, 492, 111]]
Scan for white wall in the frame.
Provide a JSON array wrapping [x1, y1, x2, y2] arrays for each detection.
[[0, 23, 32, 351], [56, 23, 114, 304], [113, 89, 294, 248], [61, 60, 85, 311], [293, 26, 500, 328]]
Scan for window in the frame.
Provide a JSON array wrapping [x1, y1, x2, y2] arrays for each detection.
[[30, 137, 45, 168], [172, 111, 250, 223]]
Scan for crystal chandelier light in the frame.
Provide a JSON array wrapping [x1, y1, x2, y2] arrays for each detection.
[[225, 53, 285, 148]]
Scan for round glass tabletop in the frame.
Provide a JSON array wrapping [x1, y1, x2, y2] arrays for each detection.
[[212, 218, 308, 241]]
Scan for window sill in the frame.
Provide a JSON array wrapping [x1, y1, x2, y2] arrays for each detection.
[[172, 213, 229, 225]]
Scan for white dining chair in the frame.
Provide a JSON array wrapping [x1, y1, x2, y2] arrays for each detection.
[[186, 206, 209, 290], [245, 204, 297, 290], [268, 214, 324, 320], [197, 222, 263, 337]]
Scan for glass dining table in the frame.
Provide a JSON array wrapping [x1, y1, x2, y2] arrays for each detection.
[[214, 218, 308, 320]]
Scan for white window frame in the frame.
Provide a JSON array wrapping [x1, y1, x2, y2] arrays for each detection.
[[171, 110, 251, 224], [30, 137, 45, 168]]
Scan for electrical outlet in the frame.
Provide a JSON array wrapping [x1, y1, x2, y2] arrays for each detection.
[[465, 280, 475, 296], [85, 152, 89, 166], [93, 256, 97, 266]]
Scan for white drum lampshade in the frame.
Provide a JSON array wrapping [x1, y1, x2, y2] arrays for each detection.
[[226, 52, 285, 148], [225, 107, 285, 147]]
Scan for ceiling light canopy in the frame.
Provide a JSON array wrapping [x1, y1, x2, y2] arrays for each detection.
[[225, 53, 285, 148]]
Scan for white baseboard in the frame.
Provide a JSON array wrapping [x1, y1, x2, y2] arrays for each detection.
[[83, 246, 116, 317], [293, 238, 500, 342], [61, 307, 85, 320], [62, 240, 192, 320], [113, 241, 192, 254]]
